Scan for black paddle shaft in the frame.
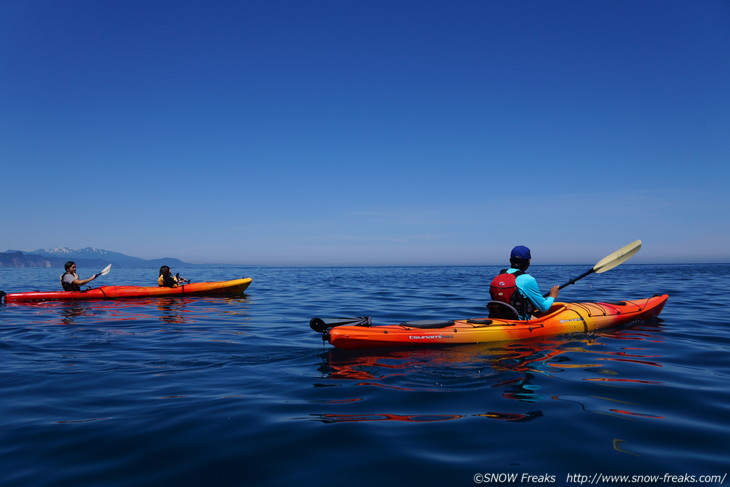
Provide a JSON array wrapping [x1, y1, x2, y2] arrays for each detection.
[[559, 268, 595, 290], [543, 268, 595, 297]]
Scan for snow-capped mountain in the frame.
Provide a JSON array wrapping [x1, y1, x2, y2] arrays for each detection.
[[1, 248, 190, 268], [32, 247, 140, 264]]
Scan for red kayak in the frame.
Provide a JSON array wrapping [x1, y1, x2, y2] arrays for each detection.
[[1, 278, 252, 302]]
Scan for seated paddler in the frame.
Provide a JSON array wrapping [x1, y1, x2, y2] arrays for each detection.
[[158, 265, 188, 288], [489, 245, 560, 320]]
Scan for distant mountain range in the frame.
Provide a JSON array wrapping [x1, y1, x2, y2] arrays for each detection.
[[0, 247, 191, 269]]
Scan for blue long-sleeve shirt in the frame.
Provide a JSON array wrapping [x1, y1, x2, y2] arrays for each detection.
[[506, 268, 555, 318]]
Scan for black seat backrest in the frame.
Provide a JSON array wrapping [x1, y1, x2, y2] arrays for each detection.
[[486, 301, 522, 320]]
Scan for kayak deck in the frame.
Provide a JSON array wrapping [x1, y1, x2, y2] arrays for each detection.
[[316, 294, 668, 349], [2, 278, 252, 302]]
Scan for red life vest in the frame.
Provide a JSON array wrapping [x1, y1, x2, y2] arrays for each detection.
[[489, 269, 535, 316], [490, 269, 522, 303]]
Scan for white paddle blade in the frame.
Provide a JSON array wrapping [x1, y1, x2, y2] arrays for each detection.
[[100, 264, 112, 276], [593, 240, 642, 274]]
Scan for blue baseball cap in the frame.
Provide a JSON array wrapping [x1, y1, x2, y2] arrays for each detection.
[[510, 245, 532, 260]]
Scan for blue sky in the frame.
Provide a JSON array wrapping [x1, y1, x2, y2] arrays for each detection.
[[2, 1, 729, 265]]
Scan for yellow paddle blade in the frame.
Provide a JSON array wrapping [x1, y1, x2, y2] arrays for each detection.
[[593, 240, 642, 274]]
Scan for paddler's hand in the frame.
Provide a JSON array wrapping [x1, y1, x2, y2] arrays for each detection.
[[548, 285, 560, 299]]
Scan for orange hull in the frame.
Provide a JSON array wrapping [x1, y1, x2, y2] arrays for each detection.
[[3, 278, 252, 302], [321, 295, 668, 349]]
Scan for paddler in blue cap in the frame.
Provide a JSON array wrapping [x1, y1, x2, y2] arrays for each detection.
[[489, 245, 560, 319]]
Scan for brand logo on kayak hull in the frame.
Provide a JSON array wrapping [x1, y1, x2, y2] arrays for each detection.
[[409, 335, 454, 340]]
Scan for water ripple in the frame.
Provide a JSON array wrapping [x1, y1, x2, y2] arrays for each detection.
[[1, 264, 729, 486]]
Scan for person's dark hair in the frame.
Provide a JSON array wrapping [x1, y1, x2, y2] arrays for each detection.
[[159, 265, 171, 276], [64, 261, 76, 271], [510, 257, 530, 271]]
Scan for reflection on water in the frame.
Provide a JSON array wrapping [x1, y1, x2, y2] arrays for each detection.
[[315, 412, 465, 423], [37, 299, 187, 345], [316, 326, 668, 424], [1, 265, 728, 486], [318, 336, 596, 383], [58, 302, 93, 325], [156, 298, 188, 324], [6, 295, 250, 333], [313, 409, 545, 424]]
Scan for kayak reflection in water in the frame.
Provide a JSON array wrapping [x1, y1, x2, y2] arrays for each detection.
[[60, 261, 99, 291], [158, 265, 188, 288]]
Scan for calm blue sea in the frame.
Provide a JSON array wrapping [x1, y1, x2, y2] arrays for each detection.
[[1, 264, 729, 487]]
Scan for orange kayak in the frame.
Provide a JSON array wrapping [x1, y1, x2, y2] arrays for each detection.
[[2, 278, 252, 302], [311, 294, 668, 349]]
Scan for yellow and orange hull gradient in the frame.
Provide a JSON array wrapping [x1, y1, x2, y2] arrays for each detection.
[[317, 295, 668, 349]]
